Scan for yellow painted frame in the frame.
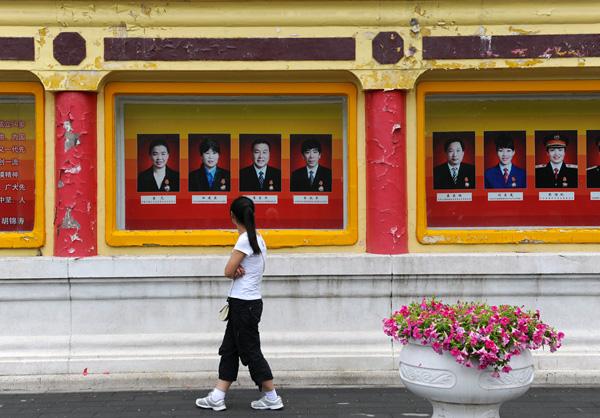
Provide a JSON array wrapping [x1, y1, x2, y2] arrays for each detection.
[[0, 82, 45, 248], [105, 82, 358, 247], [417, 80, 600, 244]]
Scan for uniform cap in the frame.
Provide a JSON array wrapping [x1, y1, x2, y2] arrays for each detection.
[[544, 133, 568, 148]]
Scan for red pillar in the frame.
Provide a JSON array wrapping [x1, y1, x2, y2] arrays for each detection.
[[365, 90, 408, 254], [54, 92, 97, 257]]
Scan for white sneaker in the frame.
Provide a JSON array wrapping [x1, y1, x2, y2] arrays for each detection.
[[251, 394, 284, 410], [195, 389, 226, 411]]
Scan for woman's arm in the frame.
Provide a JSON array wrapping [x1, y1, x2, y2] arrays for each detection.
[[224, 249, 246, 279]]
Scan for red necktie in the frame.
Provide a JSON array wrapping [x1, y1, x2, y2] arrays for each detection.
[[554, 168, 559, 179], [504, 168, 509, 183]]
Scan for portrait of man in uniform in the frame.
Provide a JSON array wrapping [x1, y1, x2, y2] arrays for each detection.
[[535, 131, 578, 189], [137, 135, 180, 193], [189, 136, 231, 192], [432, 133, 476, 190], [239, 135, 282, 192], [484, 131, 527, 189], [290, 135, 332, 192], [586, 132, 600, 188]]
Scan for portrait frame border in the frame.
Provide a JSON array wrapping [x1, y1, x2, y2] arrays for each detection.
[[417, 79, 600, 244], [104, 81, 358, 247], [0, 82, 45, 249]]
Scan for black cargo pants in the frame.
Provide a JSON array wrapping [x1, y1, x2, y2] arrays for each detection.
[[218, 297, 274, 389]]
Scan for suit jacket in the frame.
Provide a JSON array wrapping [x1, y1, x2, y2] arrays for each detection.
[[189, 166, 231, 192], [535, 163, 578, 188], [137, 166, 180, 192], [433, 162, 476, 190], [484, 164, 527, 189], [239, 165, 281, 192], [587, 166, 600, 188], [290, 165, 332, 192]]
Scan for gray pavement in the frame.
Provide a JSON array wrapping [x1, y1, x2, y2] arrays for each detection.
[[0, 386, 598, 418]]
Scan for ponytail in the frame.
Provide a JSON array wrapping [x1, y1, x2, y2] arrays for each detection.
[[230, 196, 261, 255]]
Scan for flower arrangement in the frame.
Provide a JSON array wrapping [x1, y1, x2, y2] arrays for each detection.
[[383, 297, 564, 377]]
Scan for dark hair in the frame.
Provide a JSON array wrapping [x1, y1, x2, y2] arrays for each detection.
[[301, 138, 322, 154], [494, 133, 515, 151], [595, 136, 600, 148], [200, 138, 220, 155], [252, 139, 271, 152], [230, 196, 261, 255], [148, 139, 170, 154], [444, 138, 464, 152]]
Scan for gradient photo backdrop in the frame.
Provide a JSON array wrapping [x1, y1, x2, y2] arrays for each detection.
[[122, 101, 346, 230]]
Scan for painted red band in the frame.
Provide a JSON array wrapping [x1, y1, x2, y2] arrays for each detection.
[[54, 92, 97, 257], [365, 90, 408, 254]]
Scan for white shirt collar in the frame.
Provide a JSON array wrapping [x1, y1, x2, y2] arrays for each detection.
[[306, 165, 319, 176], [153, 167, 166, 188], [498, 163, 512, 173], [550, 161, 563, 171], [254, 165, 267, 177], [447, 163, 460, 172]]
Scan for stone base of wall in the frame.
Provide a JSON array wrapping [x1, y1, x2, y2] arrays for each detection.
[[1, 254, 598, 392]]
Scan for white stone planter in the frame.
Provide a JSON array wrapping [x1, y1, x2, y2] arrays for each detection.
[[398, 340, 534, 418]]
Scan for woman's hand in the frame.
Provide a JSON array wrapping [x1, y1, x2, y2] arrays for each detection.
[[224, 250, 246, 279], [233, 266, 246, 278]]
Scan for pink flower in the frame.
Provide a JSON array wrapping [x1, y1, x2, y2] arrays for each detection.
[[485, 340, 499, 352], [412, 328, 423, 339], [382, 298, 562, 375], [431, 341, 443, 354]]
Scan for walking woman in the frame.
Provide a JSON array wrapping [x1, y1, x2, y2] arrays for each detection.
[[196, 196, 284, 411]]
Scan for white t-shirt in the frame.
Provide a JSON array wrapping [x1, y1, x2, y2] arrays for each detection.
[[228, 232, 267, 300]]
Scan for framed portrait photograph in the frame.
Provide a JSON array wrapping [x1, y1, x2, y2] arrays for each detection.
[[289, 134, 333, 193], [188, 134, 231, 193], [106, 82, 358, 246]]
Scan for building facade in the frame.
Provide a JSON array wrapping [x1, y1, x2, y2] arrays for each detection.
[[0, 1, 599, 391]]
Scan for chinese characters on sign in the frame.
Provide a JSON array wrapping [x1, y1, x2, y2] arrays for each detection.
[[0, 104, 36, 232]]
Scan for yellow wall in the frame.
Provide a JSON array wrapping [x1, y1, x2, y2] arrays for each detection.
[[2, 1, 600, 254]]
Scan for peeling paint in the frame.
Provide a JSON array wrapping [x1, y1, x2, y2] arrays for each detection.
[[65, 70, 104, 90], [413, 5, 426, 17], [353, 69, 425, 90], [54, 92, 97, 257], [110, 22, 128, 37], [423, 235, 445, 244], [60, 206, 81, 230], [37, 72, 66, 90], [508, 26, 540, 35], [505, 59, 543, 67], [519, 238, 546, 244], [410, 18, 421, 34], [62, 121, 81, 151], [405, 46, 418, 57], [64, 164, 82, 174]]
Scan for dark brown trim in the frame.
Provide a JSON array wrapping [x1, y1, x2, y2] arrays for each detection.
[[54, 32, 86, 66], [423, 34, 600, 60], [0, 38, 34, 61], [105, 37, 355, 61], [372, 32, 404, 64]]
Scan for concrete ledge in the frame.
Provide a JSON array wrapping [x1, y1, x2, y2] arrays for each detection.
[[1, 370, 598, 394]]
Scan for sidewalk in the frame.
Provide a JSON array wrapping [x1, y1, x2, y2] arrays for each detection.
[[0, 386, 598, 417]]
